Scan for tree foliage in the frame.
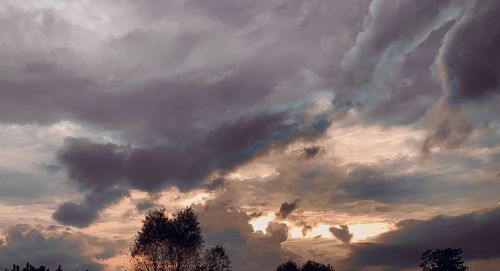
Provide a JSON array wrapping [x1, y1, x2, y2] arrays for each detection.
[[131, 207, 230, 271], [196, 244, 231, 271], [5, 263, 65, 271], [276, 260, 299, 271], [419, 248, 468, 271], [275, 260, 334, 271]]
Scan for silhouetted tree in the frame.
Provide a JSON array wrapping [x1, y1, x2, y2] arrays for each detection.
[[275, 260, 334, 271], [5, 263, 54, 271], [198, 244, 231, 271], [130, 207, 205, 271], [275, 260, 299, 271], [171, 208, 204, 271], [301, 260, 334, 271], [420, 248, 468, 271], [131, 208, 173, 271]]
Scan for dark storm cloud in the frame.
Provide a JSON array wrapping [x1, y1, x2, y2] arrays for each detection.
[[52, 187, 129, 228], [0, 225, 125, 270], [420, 0, 500, 156], [56, 112, 283, 192], [346, 207, 500, 270], [0, 65, 286, 143], [332, 0, 468, 129], [442, 0, 500, 103], [1, 0, 497, 239], [54, 105, 334, 227], [0, 1, 360, 136], [339, 0, 457, 88], [276, 199, 301, 219], [367, 21, 453, 125], [329, 225, 353, 244], [0, 1, 368, 228]]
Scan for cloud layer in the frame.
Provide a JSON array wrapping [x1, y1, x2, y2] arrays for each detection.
[[0, 0, 499, 270]]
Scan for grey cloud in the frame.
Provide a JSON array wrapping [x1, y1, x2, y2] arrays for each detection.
[[52, 187, 130, 228], [0, 172, 52, 199], [277, 199, 301, 219], [135, 200, 156, 212], [0, 225, 125, 270], [224, 148, 500, 222], [420, 107, 473, 159], [198, 199, 299, 271], [332, 0, 466, 129], [339, 0, 458, 88], [329, 225, 353, 244], [442, 0, 500, 103], [303, 146, 324, 159], [54, 104, 334, 227], [2, 0, 498, 246], [346, 207, 500, 270], [0, 1, 362, 228], [367, 21, 453, 125], [341, 165, 500, 206], [420, 0, 500, 156], [135, 193, 162, 212]]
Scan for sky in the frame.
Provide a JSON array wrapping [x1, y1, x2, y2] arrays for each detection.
[[0, 0, 499, 270]]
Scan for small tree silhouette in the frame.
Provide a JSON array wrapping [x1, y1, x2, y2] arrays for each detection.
[[276, 260, 299, 271], [420, 248, 468, 271], [275, 260, 334, 271], [197, 244, 231, 271], [301, 261, 334, 271], [6, 263, 57, 271]]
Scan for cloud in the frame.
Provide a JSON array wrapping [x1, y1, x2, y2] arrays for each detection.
[[366, 20, 453, 125], [276, 199, 301, 219], [0, 171, 52, 199], [303, 146, 324, 159], [198, 199, 299, 271], [52, 187, 130, 228], [0, 225, 126, 270], [339, 0, 459, 88], [54, 97, 336, 227], [441, 0, 500, 103], [420, 0, 500, 156], [1, 0, 366, 229], [345, 207, 500, 270], [329, 225, 353, 244]]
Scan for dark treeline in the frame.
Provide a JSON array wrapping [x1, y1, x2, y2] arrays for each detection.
[[7, 208, 469, 271], [4, 263, 65, 271]]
